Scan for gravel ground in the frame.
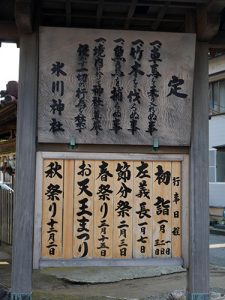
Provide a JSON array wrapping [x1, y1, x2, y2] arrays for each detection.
[[1, 234, 225, 300]]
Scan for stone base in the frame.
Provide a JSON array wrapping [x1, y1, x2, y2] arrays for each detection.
[[10, 293, 32, 300], [187, 293, 209, 300]]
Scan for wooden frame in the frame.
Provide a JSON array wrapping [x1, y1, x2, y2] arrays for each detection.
[[34, 151, 189, 269]]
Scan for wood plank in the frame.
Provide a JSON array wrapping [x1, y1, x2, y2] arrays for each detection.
[[15, 0, 33, 33], [171, 161, 182, 257], [0, 21, 19, 43], [151, 3, 170, 31], [38, 27, 196, 146], [74, 160, 94, 258], [152, 161, 172, 258], [196, 1, 223, 42], [187, 42, 209, 297], [181, 155, 189, 268], [133, 160, 153, 258], [11, 32, 38, 296], [42, 159, 64, 258], [124, 0, 137, 29], [41, 151, 185, 161], [185, 9, 196, 33], [33, 152, 43, 269], [96, 0, 104, 28], [63, 159, 74, 259], [93, 160, 114, 258], [65, 0, 72, 27], [113, 160, 133, 258]]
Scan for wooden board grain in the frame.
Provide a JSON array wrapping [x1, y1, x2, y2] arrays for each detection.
[[93, 160, 114, 258], [188, 42, 209, 296], [133, 161, 153, 258], [63, 159, 74, 258], [152, 161, 172, 258], [11, 33, 38, 295], [38, 27, 196, 146], [113, 161, 133, 258], [171, 161, 182, 257], [39, 155, 184, 262], [74, 160, 94, 258], [42, 159, 64, 258]]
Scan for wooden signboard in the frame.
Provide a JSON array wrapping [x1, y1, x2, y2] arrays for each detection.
[[35, 152, 188, 267], [41, 159, 64, 258], [38, 27, 196, 146]]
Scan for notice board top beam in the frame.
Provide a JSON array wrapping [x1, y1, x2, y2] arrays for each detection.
[[0, 0, 224, 47], [38, 151, 187, 162]]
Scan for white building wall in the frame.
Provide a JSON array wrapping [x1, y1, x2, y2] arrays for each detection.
[[209, 115, 225, 206], [209, 114, 225, 148], [209, 183, 225, 207], [209, 56, 225, 208], [209, 149, 217, 182], [209, 55, 225, 80]]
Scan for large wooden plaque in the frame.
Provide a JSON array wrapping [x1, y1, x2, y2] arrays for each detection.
[[38, 27, 196, 145], [41, 157, 183, 260]]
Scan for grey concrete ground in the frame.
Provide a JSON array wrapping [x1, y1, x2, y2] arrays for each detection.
[[41, 265, 185, 284], [1, 234, 225, 299]]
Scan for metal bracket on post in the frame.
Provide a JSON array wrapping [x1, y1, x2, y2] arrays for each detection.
[[187, 293, 209, 300], [10, 293, 32, 300]]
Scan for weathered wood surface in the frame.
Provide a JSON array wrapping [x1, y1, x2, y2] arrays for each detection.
[[74, 160, 94, 258], [113, 161, 133, 258], [63, 159, 74, 259], [38, 27, 196, 146], [132, 161, 153, 258], [0, 189, 13, 245], [15, 0, 33, 33], [11, 33, 38, 295], [171, 161, 182, 257], [188, 42, 209, 298], [42, 159, 64, 258], [94, 160, 114, 258], [152, 161, 172, 258], [196, 0, 224, 42], [0, 22, 19, 44]]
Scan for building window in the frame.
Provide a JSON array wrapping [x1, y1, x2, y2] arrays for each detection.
[[209, 79, 225, 115]]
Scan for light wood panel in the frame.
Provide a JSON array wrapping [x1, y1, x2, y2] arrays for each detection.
[[39, 157, 182, 261], [133, 161, 153, 258], [171, 161, 182, 257], [42, 159, 64, 258], [94, 160, 114, 258], [152, 161, 172, 258], [74, 160, 94, 258], [63, 159, 74, 258], [113, 161, 133, 258]]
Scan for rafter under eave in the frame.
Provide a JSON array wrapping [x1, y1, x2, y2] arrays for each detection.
[[15, 0, 33, 33]]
